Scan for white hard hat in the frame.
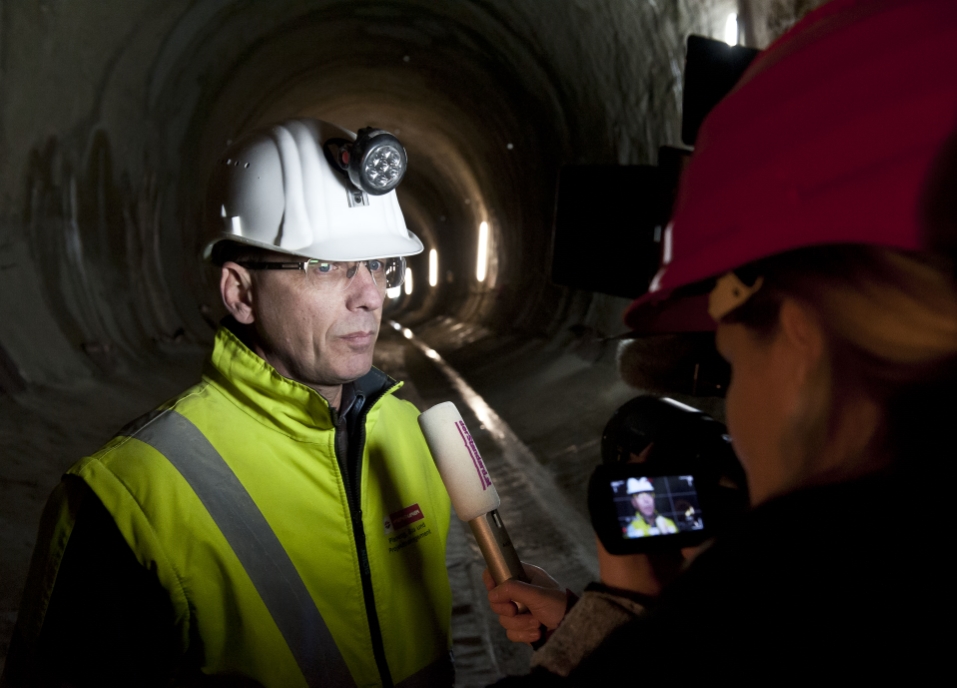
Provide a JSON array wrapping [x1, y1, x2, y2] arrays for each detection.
[[204, 118, 423, 261], [626, 477, 655, 494]]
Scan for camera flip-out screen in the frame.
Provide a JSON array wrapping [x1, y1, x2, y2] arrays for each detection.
[[610, 475, 705, 540], [589, 464, 714, 554]]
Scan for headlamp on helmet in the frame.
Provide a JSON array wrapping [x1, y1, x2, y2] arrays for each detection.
[[325, 127, 408, 198]]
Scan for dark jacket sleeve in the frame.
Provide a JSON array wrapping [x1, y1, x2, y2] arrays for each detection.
[[2, 477, 180, 688], [494, 476, 943, 685]]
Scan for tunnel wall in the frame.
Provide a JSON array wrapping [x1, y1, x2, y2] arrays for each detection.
[[0, 0, 755, 387], [0, 0, 826, 390]]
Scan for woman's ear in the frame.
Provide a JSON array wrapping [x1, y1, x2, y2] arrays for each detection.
[[220, 262, 255, 324], [777, 298, 825, 386], [779, 299, 884, 479]]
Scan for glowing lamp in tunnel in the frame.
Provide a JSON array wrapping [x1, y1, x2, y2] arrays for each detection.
[[429, 249, 438, 287], [404, 267, 413, 295], [725, 13, 738, 46], [477, 221, 489, 283], [386, 285, 401, 298]]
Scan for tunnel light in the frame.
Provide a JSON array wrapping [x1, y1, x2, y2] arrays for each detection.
[[725, 13, 738, 46], [386, 285, 401, 298], [429, 249, 438, 287], [402, 327, 414, 339], [404, 267, 413, 295], [476, 221, 489, 283]]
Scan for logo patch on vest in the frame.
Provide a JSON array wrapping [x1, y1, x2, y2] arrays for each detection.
[[384, 503, 432, 552], [384, 503, 424, 533]]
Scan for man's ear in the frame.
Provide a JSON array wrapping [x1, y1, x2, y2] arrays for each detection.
[[220, 262, 255, 324], [778, 298, 825, 385]]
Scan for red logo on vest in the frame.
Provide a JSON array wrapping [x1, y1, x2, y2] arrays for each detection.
[[388, 503, 424, 531]]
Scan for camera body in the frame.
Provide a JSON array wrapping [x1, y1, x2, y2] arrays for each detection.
[[588, 396, 748, 555]]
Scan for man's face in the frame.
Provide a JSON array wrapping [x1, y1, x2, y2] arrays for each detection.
[[631, 492, 656, 517], [247, 261, 385, 388]]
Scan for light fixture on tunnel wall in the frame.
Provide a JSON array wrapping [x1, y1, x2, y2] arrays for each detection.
[[476, 221, 489, 283], [324, 127, 408, 196], [724, 13, 738, 46], [429, 249, 438, 287], [404, 267, 414, 295]]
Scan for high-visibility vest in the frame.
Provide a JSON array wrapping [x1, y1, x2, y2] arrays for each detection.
[[626, 514, 678, 538], [67, 327, 453, 686]]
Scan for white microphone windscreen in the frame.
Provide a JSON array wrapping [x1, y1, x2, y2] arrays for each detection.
[[418, 402, 501, 521]]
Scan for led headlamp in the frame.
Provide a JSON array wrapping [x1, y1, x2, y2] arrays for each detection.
[[324, 127, 408, 196]]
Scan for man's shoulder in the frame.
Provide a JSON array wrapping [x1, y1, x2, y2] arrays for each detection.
[[65, 379, 234, 528], [80, 380, 217, 467]]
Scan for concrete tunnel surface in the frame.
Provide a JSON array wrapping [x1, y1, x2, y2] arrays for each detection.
[[0, 0, 822, 682]]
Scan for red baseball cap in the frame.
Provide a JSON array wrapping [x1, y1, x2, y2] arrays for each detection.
[[624, 0, 957, 333]]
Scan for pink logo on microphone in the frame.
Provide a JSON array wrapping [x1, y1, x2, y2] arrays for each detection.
[[455, 420, 492, 490]]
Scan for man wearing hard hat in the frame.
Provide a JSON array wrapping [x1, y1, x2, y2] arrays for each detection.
[[3, 120, 452, 688], [624, 477, 677, 538]]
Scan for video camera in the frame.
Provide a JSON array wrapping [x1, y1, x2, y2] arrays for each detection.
[[588, 395, 749, 555]]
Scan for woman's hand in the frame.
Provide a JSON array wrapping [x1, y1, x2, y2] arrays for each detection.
[[483, 563, 568, 644], [597, 535, 706, 595]]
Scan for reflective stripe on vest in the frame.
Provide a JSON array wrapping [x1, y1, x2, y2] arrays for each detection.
[[121, 410, 355, 688]]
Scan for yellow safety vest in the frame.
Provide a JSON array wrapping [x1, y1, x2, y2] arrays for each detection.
[[626, 514, 678, 538], [55, 327, 451, 686]]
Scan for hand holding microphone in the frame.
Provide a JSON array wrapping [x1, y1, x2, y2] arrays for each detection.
[[418, 402, 530, 605], [418, 402, 569, 644], [482, 564, 569, 644]]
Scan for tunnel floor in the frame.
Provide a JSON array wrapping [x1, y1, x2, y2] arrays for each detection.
[[1, 323, 721, 684]]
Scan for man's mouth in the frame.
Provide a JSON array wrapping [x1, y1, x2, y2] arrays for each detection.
[[340, 331, 376, 345]]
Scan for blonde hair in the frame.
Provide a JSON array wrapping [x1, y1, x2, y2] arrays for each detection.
[[726, 245, 957, 469]]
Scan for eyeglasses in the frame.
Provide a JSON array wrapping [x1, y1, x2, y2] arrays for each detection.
[[237, 256, 406, 292]]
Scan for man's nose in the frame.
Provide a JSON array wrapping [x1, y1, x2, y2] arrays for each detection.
[[346, 262, 385, 310]]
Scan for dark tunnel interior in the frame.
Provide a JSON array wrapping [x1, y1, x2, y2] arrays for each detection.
[[0, 0, 825, 679]]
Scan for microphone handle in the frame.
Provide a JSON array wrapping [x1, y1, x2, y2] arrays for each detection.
[[469, 509, 530, 614]]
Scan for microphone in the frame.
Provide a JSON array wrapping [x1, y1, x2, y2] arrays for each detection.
[[418, 401, 531, 612]]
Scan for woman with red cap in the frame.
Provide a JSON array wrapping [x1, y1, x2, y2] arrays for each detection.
[[487, 0, 957, 681]]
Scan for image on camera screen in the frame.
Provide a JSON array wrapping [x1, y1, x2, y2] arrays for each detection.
[[610, 475, 705, 539]]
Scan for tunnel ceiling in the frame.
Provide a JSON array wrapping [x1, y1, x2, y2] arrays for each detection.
[[0, 0, 823, 386]]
